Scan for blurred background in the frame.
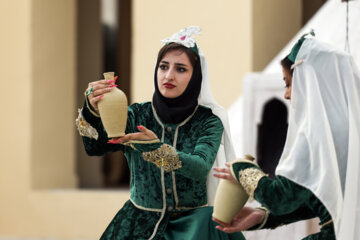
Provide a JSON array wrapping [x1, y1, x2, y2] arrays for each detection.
[[1, 0, 357, 239]]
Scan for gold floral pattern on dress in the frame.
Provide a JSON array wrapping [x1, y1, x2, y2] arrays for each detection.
[[238, 168, 267, 200], [142, 144, 182, 172], [75, 108, 99, 140]]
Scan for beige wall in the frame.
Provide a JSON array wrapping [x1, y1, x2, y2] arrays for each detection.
[[0, 0, 32, 206], [0, 1, 129, 239], [131, 0, 253, 108], [252, 0, 302, 71], [31, 0, 78, 189]]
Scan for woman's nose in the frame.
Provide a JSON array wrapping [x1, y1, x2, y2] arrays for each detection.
[[284, 89, 291, 100], [165, 68, 175, 80]]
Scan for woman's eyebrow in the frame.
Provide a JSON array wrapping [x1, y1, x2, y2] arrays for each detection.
[[160, 60, 188, 67], [175, 63, 187, 67]]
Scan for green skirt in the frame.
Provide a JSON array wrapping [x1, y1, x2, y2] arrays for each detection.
[[100, 200, 245, 240]]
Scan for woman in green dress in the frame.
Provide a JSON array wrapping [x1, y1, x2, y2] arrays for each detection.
[[214, 35, 360, 240], [76, 26, 245, 240]]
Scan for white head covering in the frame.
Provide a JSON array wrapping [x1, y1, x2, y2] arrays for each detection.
[[275, 38, 360, 239], [162, 26, 237, 205]]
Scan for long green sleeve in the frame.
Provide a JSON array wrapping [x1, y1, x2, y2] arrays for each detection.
[[231, 162, 333, 236]]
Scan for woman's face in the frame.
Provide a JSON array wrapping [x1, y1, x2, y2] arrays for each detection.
[[157, 50, 194, 98], [282, 67, 293, 100]]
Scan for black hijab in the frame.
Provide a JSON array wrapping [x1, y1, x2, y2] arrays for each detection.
[[152, 54, 202, 124]]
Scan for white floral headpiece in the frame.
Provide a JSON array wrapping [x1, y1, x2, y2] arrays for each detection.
[[161, 26, 201, 49]]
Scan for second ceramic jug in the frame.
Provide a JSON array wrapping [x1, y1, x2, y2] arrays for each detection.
[[212, 154, 256, 226]]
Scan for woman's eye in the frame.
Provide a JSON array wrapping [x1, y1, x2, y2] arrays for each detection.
[[159, 65, 168, 70], [177, 67, 186, 72]]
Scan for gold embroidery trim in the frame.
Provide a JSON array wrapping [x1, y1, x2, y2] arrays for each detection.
[[75, 108, 99, 140], [84, 91, 100, 117], [321, 219, 333, 229], [255, 207, 270, 230], [142, 144, 182, 172], [238, 168, 267, 201], [122, 139, 161, 150]]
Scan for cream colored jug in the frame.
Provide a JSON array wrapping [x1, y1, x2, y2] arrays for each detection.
[[212, 154, 255, 226], [98, 72, 128, 138]]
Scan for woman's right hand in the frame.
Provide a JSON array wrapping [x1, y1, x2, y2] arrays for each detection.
[[86, 78, 117, 113], [213, 163, 238, 184]]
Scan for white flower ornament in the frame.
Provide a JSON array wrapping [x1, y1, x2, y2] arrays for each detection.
[[161, 26, 201, 49]]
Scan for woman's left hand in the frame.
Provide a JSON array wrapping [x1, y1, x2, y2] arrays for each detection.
[[213, 163, 238, 184], [108, 126, 158, 144], [213, 207, 266, 233]]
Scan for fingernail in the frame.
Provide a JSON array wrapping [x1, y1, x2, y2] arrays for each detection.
[[107, 140, 115, 144], [98, 95, 104, 99], [114, 76, 118, 80], [107, 79, 116, 83], [109, 84, 118, 88], [137, 126, 143, 131]]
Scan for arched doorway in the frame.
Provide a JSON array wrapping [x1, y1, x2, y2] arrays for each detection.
[[256, 98, 288, 178]]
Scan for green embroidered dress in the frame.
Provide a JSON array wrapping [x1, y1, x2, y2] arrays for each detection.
[[231, 162, 335, 240], [79, 102, 245, 240]]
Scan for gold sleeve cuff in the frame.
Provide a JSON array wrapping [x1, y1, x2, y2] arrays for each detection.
[[122, 139, 161, 150], [321, 219, 333, 229], [238, 168, 267, 200], [142, 144, 182, 172], [84, 91, 100, 117], [254, 207, 270, 230], [75, 108, 99, 140]]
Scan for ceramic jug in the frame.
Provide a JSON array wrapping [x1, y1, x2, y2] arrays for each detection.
[[212, 154, 255, 226], [98, 72, 128, 138]]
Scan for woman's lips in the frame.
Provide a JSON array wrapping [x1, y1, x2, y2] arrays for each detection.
[[163, 83, 175, 89]]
